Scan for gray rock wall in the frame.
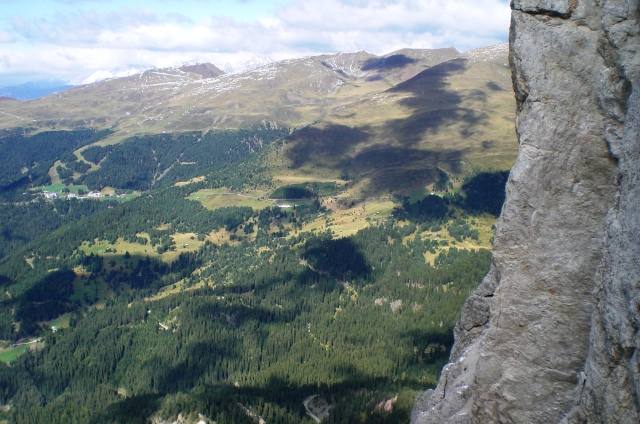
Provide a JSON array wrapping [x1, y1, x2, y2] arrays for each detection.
[[412, 1, 639, 423]]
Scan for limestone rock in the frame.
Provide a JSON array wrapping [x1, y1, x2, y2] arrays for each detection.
[[412, 1, 639, 423]]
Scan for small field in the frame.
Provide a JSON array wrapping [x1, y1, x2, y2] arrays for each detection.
[[0, 338, 42, 363], [79, 233, 206, 263], [0, 345, 29, 363], [174, 176, 205, 187], [69, 269, 111, 308], [189, 188, 276, 210], [145, 280, 207, 302], [99, 188, 140, 202], [48, 314, 72, 330], [418, 214, 497, 264], [272, 175, 341, 185], [296, 198, 395, 238]]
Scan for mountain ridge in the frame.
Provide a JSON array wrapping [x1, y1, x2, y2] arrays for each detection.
[[0, 46, 487, 136]]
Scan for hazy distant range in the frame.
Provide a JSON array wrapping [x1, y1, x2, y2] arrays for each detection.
[[0, 56, 275, 101], [0, 80, 74, 101]]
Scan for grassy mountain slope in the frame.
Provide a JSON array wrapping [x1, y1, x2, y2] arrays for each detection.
[[233, 44, 516, 198], [0, 48, 458, 138]]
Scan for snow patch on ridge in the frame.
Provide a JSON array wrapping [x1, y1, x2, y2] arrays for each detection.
[[81, 65, 153, 85], [462, 43, 509, 63]]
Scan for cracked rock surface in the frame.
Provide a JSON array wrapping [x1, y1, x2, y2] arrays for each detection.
[[411, 1, 639, 423]]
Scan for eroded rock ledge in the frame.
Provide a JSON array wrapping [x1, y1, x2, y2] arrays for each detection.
[[412, 1, 639, 422]]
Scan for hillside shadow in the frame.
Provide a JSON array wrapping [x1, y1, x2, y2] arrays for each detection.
[[401, 328, 454, 363], [89, 394, 162, 424], [346, 145, 467, 193], [348, 145, 465, 170], [303, 237, 370, 280], [0, 275, 13, 288], [361, 54, 417, 71], [286, 124, 371, 169], [384, 58, 490, 144], [282, 58, 488, 194], [486, 81, 504, 91], [88, 370, 415, 423], [389, 58, 467, 96], [0, 176, 30, 194], [13, 269, 76, 329], [0, 228, 29, 244], [459, 170, 510, 216], [153, 341, 239, 394]]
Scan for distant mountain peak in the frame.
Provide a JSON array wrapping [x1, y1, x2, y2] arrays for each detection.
[[178, 63, 225, 78]]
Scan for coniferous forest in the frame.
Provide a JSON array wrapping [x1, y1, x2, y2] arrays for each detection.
[[0, 127, 508, 423]]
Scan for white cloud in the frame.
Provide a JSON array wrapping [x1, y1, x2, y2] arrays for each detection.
[[0, 0, 511, 84], [0, 31, 14, 43]]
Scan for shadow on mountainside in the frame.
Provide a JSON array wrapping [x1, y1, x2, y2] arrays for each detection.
[[283, 58, 489, 194], [286, 124, 372, 169], [384, 58, 490, 144], [358, 147, 467, 193], [303, 236, 370, 280], [89, 394, 162, 424], [86, 363, 444, 424], [361, 54, 417, 71]]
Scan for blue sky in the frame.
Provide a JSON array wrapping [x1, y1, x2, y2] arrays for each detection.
[[0, 0, 511, 86], [0, 0, 290, 24]]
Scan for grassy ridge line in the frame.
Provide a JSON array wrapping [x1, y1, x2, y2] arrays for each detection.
[[0, 48, 459, 137]]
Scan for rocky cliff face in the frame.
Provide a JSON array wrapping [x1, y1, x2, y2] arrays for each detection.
[[411, 1, 640, 423]]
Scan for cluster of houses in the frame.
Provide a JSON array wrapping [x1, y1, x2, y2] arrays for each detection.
[[40, 190, 129, 200], [42, 191, 59, 199], [42, 190, 102, 200]]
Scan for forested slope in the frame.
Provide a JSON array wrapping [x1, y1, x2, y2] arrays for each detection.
[[0, 217, 492, 423], [0, 43, 517, 423], [0, 152, 508, 422]]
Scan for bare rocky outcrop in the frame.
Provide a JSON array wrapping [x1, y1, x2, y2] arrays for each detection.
[[412, 1, 639, 423]]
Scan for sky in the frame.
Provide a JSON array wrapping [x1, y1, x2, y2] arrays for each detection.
[[0, 0, 511, 86]]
